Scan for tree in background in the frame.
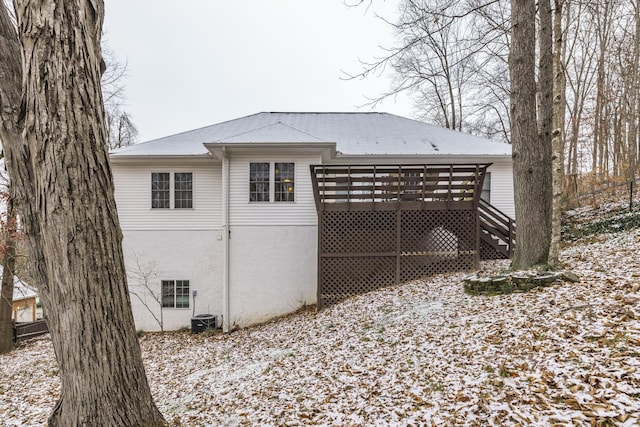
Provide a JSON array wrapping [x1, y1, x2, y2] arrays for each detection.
[[347, 0, 512, 142], [549, 0, 567, 266], [355, 0, 640, 194], [0, 1, 165, 425], [0, 3, 22, 356], [351, 0, 557, 268], [102, 47, 139, 149], [0, 193, 18, 354]]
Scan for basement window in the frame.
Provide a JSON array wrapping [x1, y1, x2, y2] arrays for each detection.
[[161, 280, 190, 309]]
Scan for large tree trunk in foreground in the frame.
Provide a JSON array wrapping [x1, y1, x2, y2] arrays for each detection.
[[510, 0, 552, 269], [0, 198, 17, 354], [0, 2, 166, 425]]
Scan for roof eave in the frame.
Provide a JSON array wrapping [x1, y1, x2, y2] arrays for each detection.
[[204, 142, 337, 161], [109, 153, 215, 163]]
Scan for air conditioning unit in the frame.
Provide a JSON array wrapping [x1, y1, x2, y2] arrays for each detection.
[[191, 314, 218, 333]]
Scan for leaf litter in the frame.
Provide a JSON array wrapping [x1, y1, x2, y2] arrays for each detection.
[[1, 229, 639, 426]]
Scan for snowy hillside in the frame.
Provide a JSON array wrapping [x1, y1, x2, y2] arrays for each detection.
[[1, 230, 639, 426]]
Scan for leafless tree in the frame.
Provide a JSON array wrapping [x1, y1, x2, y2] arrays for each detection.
[[102, 46, 139, 150], [128, 251, 165, 332], [346, 0, 512, 141], [107, 110, 139, 150], [0, 192, 17, 354], [549, 0, 567, 266]]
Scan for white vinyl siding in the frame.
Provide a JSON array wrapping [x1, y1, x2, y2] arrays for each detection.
[[486, 161, 515, 218], [229, 154, 320, 226], [112, 161, 221, 230]]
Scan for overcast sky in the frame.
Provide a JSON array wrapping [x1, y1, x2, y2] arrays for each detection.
[[102, 0, 414, 142]]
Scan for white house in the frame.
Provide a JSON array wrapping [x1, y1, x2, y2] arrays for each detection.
[[110, 112, 513, 332], [0, 265, 39, 323]]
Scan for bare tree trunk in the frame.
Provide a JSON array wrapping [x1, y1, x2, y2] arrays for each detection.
[[628, 0, 640, 180], [0, 2, 166, 425], [0, 197, 17, 354], [511, 0, 552, 269], [0, 0, 23, 357], [549, 0, 566, 266], [594, 0, 614, 180]]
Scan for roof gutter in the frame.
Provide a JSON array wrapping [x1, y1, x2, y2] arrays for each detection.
[[108, 154, 215, 164], [327, 153, 511, 164]]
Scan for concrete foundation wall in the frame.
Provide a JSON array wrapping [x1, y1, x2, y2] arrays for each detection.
[[228, 225, 317, 328]]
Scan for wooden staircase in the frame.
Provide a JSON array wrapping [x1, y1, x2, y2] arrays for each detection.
[[478, 199, 515, 259]]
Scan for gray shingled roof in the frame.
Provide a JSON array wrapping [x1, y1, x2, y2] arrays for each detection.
[[0, 265, 37, 301], [111, 112, 511, 157]]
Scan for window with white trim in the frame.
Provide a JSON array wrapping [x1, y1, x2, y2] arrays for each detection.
[[249, 163, 270, 202], [174, 173, 193, 208], [161, 280, 190, 308], [275, 162, 295, 202], [151, 172, 193, 209], [249, 162, 295, 202], [151, 173, 170, 208], [481, 172, 491, 202]]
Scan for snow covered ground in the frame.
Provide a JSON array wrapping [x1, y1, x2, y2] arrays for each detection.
[[1, 230, 639, 426]]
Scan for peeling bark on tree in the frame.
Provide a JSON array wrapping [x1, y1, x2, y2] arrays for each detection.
[[0, 1, 166, 425], [510, 0, 552, 269]]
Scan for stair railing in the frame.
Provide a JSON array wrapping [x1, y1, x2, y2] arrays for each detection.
[[478, 199, 516, 258]]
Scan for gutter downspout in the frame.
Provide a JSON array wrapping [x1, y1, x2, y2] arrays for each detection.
[[221, 148, 231, 332]]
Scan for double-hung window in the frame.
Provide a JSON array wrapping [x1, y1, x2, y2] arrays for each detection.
[[249, 162, 294, 202], [152, 172, 193, 209], [249, 162, 296, 202], [275, 162, 295, 202], [174, 173, 193, 208], [161, 280, 190, 308], [249, 163, 270, 202], [151, 173, 171, 208]]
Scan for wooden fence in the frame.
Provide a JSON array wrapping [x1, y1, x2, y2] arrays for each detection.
[[13, 319, 48, 342]]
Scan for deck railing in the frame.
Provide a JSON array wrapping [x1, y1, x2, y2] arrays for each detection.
[[311, 164, 491, 211]]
